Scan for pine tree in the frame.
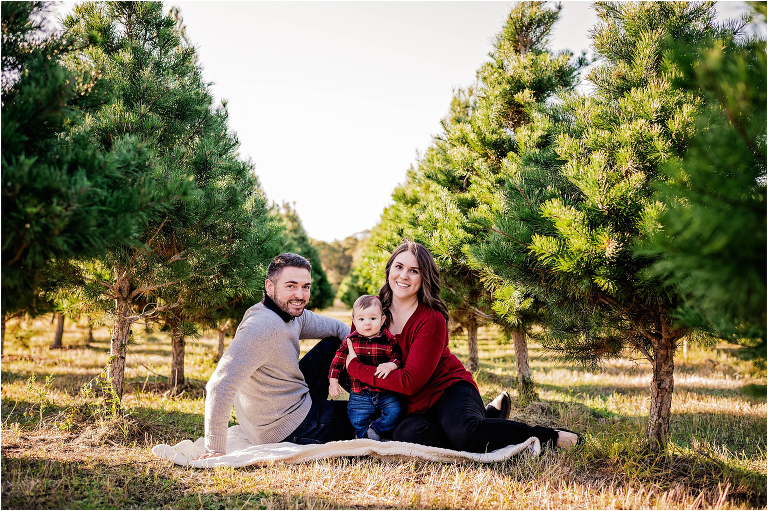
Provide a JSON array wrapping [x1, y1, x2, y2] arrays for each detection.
[[480, 1, 737, 450], [470, 3, 588, 403], [435, 1, 581, 387], [412, 89, 494, 373], [1, 1, 171, 325], [60, 2, 277, 401]]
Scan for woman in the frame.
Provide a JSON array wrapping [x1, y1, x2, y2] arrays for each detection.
[[345, 241, 579, 452]]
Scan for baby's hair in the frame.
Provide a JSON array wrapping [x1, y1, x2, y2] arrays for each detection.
[[353, 295, 383, 314]]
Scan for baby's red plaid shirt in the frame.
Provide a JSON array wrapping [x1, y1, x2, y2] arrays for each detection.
[[328, 328, 402, 393]]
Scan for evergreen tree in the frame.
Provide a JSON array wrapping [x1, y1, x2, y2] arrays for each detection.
[[470, 3, 588, 403], [479, 1, 738, 449], [429, 1, 581, 384], [60, 2, 274, 401], [279, 202, 335, 311], [413, 88, 494, 373], [1, 1, 171, 324]]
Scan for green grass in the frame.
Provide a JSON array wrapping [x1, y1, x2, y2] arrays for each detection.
[[1, 315, 765, 509]]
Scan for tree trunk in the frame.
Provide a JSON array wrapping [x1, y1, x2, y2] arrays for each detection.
[[512, 329, 536, 404], [169, 312, 185, 392], [647, 335, 675, 451], [215, 327, 226, 363], [466, 316, 479, 372], [1, 314, 6, 355], [51, 313, 65, 349], [87, 322, 95, 344], [109, 281, 134, 403]]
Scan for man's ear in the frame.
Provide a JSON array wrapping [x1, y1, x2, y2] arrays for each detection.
[[265, 279, 273, 297]]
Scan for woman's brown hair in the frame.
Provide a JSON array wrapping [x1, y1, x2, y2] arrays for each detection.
[[378, 241, 450, 326]]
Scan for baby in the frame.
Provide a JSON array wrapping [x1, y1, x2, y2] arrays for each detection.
[[328, 295, 403, 440]]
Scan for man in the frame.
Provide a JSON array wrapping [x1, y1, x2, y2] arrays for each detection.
[[195, 253, 354, 459]]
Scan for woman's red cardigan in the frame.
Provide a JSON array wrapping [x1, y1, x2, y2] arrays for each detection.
[[346, 302, 477, 414]]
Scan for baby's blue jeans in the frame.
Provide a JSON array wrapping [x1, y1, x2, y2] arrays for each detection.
[[347, 390, 402, 439]]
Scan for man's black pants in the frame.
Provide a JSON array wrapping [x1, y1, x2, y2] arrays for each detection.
[[282, 337, 355, 444]]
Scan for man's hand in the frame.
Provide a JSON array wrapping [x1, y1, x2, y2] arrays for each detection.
[[329, 378, 343, 398], [345, 339, 357, 368], [374, 361, 398, 379], [191, 450, 225, 461]]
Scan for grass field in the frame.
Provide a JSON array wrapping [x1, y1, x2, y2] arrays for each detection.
[[1, 312, 765, 509]]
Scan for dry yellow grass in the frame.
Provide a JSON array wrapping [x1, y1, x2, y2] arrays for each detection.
[[1, 314, 765, 509]]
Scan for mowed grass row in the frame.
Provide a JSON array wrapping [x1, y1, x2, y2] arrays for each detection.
[[1, 315, 765, 509]]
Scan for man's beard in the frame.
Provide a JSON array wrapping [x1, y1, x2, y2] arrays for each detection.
[[270, 291, 306, 317]]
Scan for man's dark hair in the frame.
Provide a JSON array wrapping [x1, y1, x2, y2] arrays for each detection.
[[267, 253, 311, 282]]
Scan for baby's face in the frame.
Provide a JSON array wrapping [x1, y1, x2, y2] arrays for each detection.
[[352, 306, 385, 338]]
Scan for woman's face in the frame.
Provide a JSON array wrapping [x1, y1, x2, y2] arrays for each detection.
[[388, 250, 422, 302]]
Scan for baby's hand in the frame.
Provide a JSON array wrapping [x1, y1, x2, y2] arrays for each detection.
[[329, 379, 342, 398], [374, 362, 398, 379]]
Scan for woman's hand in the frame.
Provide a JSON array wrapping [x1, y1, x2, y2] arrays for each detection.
[[345, 338, 357, 368], [374, 361, 398, 379]]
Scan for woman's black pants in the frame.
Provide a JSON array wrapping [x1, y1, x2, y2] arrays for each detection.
[[393, 381, 559, 453]]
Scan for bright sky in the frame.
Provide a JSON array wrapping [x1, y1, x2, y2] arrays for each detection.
[[54, 1, 758, 242]]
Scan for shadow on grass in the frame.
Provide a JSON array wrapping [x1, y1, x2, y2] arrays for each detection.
[[123, 376, 208, 400], [1, 365, 210, 406], [669, 411, 767, 457], [0, 454, 357, 510], [2, 397, 204, 448], [501, 396, 766, 462], [738, 383, 767, 398], [473, 369, 514, 388], [127, 347, 175, 357], [577, 439, 767, 509], [1, 397, 69, 428], [536, 381, 753, 400], [1, 368, 103, 393]]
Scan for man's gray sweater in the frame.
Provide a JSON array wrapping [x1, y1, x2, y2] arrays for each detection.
[[204, 302, 349, 453]]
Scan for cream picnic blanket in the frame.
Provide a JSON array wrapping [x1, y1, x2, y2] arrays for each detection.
[[152, 425, 541, 468]]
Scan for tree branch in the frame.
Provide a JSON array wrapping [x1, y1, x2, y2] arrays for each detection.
[[488, 226, 529, 248], [126, 301, 180, 321], [627, 337, 654, 364], [120, 216, 169, 284], [130, 279, 186, 299]]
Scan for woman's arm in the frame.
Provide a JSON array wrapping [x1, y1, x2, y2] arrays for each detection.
[[346, 317, 445, 396]]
